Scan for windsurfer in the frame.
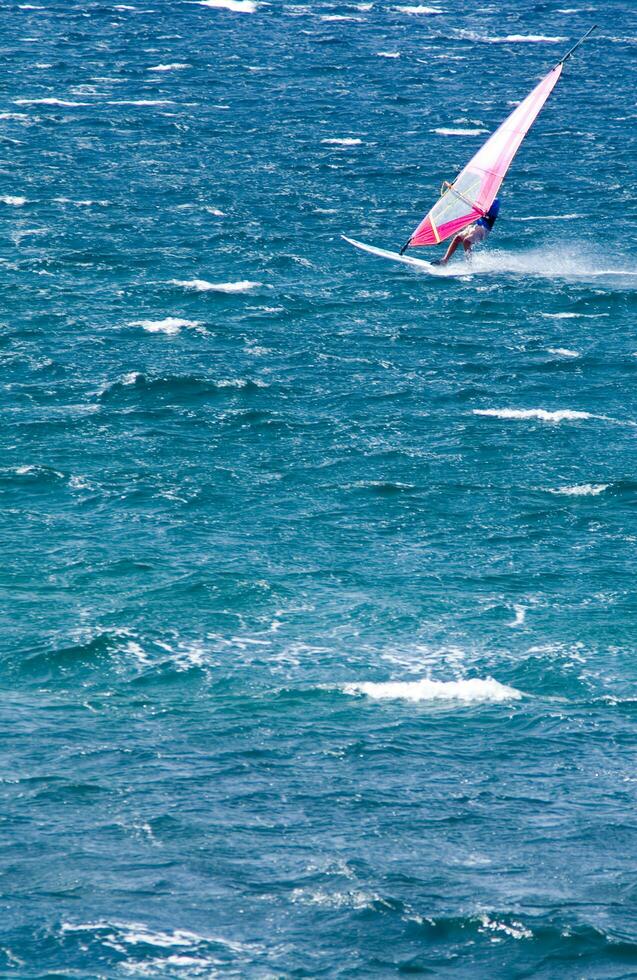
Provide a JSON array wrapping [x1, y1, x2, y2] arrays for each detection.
[[432, 198, 500, 265]]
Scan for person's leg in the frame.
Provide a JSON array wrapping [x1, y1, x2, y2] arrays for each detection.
[[434, 235, 462, 265]]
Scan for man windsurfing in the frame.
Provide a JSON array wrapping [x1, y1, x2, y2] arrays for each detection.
[[343, 27, 596, 271], [431, 198, 500, 266]]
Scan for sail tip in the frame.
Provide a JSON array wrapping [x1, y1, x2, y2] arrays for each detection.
[[556, 24, 597, 66]]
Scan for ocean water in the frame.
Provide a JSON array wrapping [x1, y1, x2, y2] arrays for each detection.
[[1, 0, 637, 975]]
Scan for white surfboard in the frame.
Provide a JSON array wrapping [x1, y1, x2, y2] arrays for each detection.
[[342, 236, 468, 277]]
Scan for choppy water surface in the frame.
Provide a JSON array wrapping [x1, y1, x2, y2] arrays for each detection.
[[1, 0, 637, 975]]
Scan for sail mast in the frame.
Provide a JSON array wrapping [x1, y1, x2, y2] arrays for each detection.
[[556, 25, 597, 67]]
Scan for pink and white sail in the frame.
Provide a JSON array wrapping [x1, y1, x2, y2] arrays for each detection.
[[408, 63, 563, 247]]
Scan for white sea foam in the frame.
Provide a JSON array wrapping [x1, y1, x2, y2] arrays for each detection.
[[547, 348, 580, 357], [11, 228, 47, 245], [69, 475, 93, 491], [170, 279, 261, 293], [120, 954, 220, 974], [479, 914, 533, 940], [291, 888, 382, 910], [108, 99, 174, 106], [487, 34, 565, 43], [342, 677, 522, 703], [55, 197, 110, 207], [395, 5, 442, 13], [129, 317, 202, 335], [547, 484, 609, 496], [197, 0, 257, 11], [61, 921, 207, 949], [542, 313, 580, 320], [125, 640, 152, 666], [455, 248, 637, 280], [433, 127, 487, 136], [14, 97, 89, 106], [11, 464, 64, 479], [474, 408, 595, 423], [508, 605, 526, 628], [510, 214, 583, 221], [216, 378, 267, 388], [148, 63, 189, 72], [0, 196, 27, 206], [204, 206, 225, 216], [376, 51, 400, 58], [0, 112, 29, 120], [321, 137, 362, 146], [542, 312, 607, 320]]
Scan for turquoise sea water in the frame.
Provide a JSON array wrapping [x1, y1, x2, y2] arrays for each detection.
[[1, 0, 637, 975]]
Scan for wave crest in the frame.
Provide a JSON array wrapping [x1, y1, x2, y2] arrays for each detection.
[[474, 408, 595, 423], [342, 677, 522, 703], [99, 373, 267, 402], [129, 317, 202, 335], [170, 279, 261, 293], [547, 484, 609, 496], [197, 0, 257, 11]]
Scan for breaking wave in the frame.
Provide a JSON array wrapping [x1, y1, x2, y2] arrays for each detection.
[[547, 484, 609, 496], [483, 34, 566, 43], [1, 195, 27, 206], [342, 677, 523, 703], [14, 97, 89, 106], [474, 408, 597, 423], [129, 317, 202, 334], [394, 5, 442, 14], [509, 214, 584, 221], [198, 0, 257, 11], [107, 99, 174, 106], [58, 919, 257, 974], [170, 279, 261, 293], [99, 373, 267, 403], [148, 63, 189, 72], [542, 312, 607, 320], [433, 127, 488, 136], [1, 464, 64, 484]]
